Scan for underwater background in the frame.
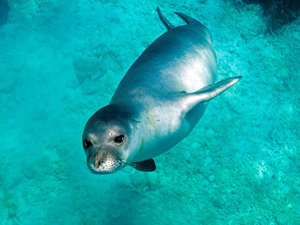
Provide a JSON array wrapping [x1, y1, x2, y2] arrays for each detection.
[[0, 0, 299, 224]]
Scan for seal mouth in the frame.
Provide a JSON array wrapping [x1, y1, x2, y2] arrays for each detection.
[[87, 159, 125, 175]]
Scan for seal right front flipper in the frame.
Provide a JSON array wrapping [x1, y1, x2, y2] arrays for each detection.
[[130, 159, 156, 172]]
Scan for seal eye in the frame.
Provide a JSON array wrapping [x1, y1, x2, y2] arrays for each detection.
[[83, 139, 93, 149], [114, 135, 124, 144]]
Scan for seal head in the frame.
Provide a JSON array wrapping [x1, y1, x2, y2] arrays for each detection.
[[82, 104, 134, 174]]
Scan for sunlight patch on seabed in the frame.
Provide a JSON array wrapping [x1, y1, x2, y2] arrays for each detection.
[[255, 159, 268, 179]]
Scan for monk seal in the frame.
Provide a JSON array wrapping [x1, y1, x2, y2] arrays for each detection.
[[82, 8, 242, 174]]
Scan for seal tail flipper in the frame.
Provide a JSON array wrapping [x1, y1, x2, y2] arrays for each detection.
[[182, 76, 242, 110], [174, 11, 202, 25], [157, 7, 174, 31], [130, 158, 156, 172]]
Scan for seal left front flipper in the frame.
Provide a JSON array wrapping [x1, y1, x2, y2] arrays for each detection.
[[181, 76, 242, 111], [130, 159, 156, 172]]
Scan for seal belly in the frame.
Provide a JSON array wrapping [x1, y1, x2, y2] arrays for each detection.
[[130, 102, 207, 162]]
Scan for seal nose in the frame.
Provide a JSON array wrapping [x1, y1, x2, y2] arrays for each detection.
[[87, 154, 101, 169], [87, 152, 107, 170]]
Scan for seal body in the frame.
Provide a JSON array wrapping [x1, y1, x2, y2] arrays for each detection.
[[111, 21, 216, 162], [82, 9, 241, 174]]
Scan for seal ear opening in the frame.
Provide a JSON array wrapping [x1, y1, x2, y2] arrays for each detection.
[[130, 158, 156, 172]]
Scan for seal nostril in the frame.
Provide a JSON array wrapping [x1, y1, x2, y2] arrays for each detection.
[[95, 160, 101, 168]]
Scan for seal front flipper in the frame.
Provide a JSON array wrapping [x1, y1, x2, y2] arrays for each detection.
[[130, 159, 156, 172], [182, 76, 242, 110]]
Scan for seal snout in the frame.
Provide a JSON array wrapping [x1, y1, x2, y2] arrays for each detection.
[[86, 150, 122, 174], [87, 155, 102, 170], [87, 151, 106, 169]]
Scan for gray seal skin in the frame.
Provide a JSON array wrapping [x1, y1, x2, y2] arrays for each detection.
[[82, 8, 242, 174]]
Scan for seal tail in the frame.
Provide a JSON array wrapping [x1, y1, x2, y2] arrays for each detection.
[[157, 7, 174, 31], [174, 11, 202, 25]]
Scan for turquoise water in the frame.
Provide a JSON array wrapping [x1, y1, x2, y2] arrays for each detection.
[[0, 0, 299, 224]]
